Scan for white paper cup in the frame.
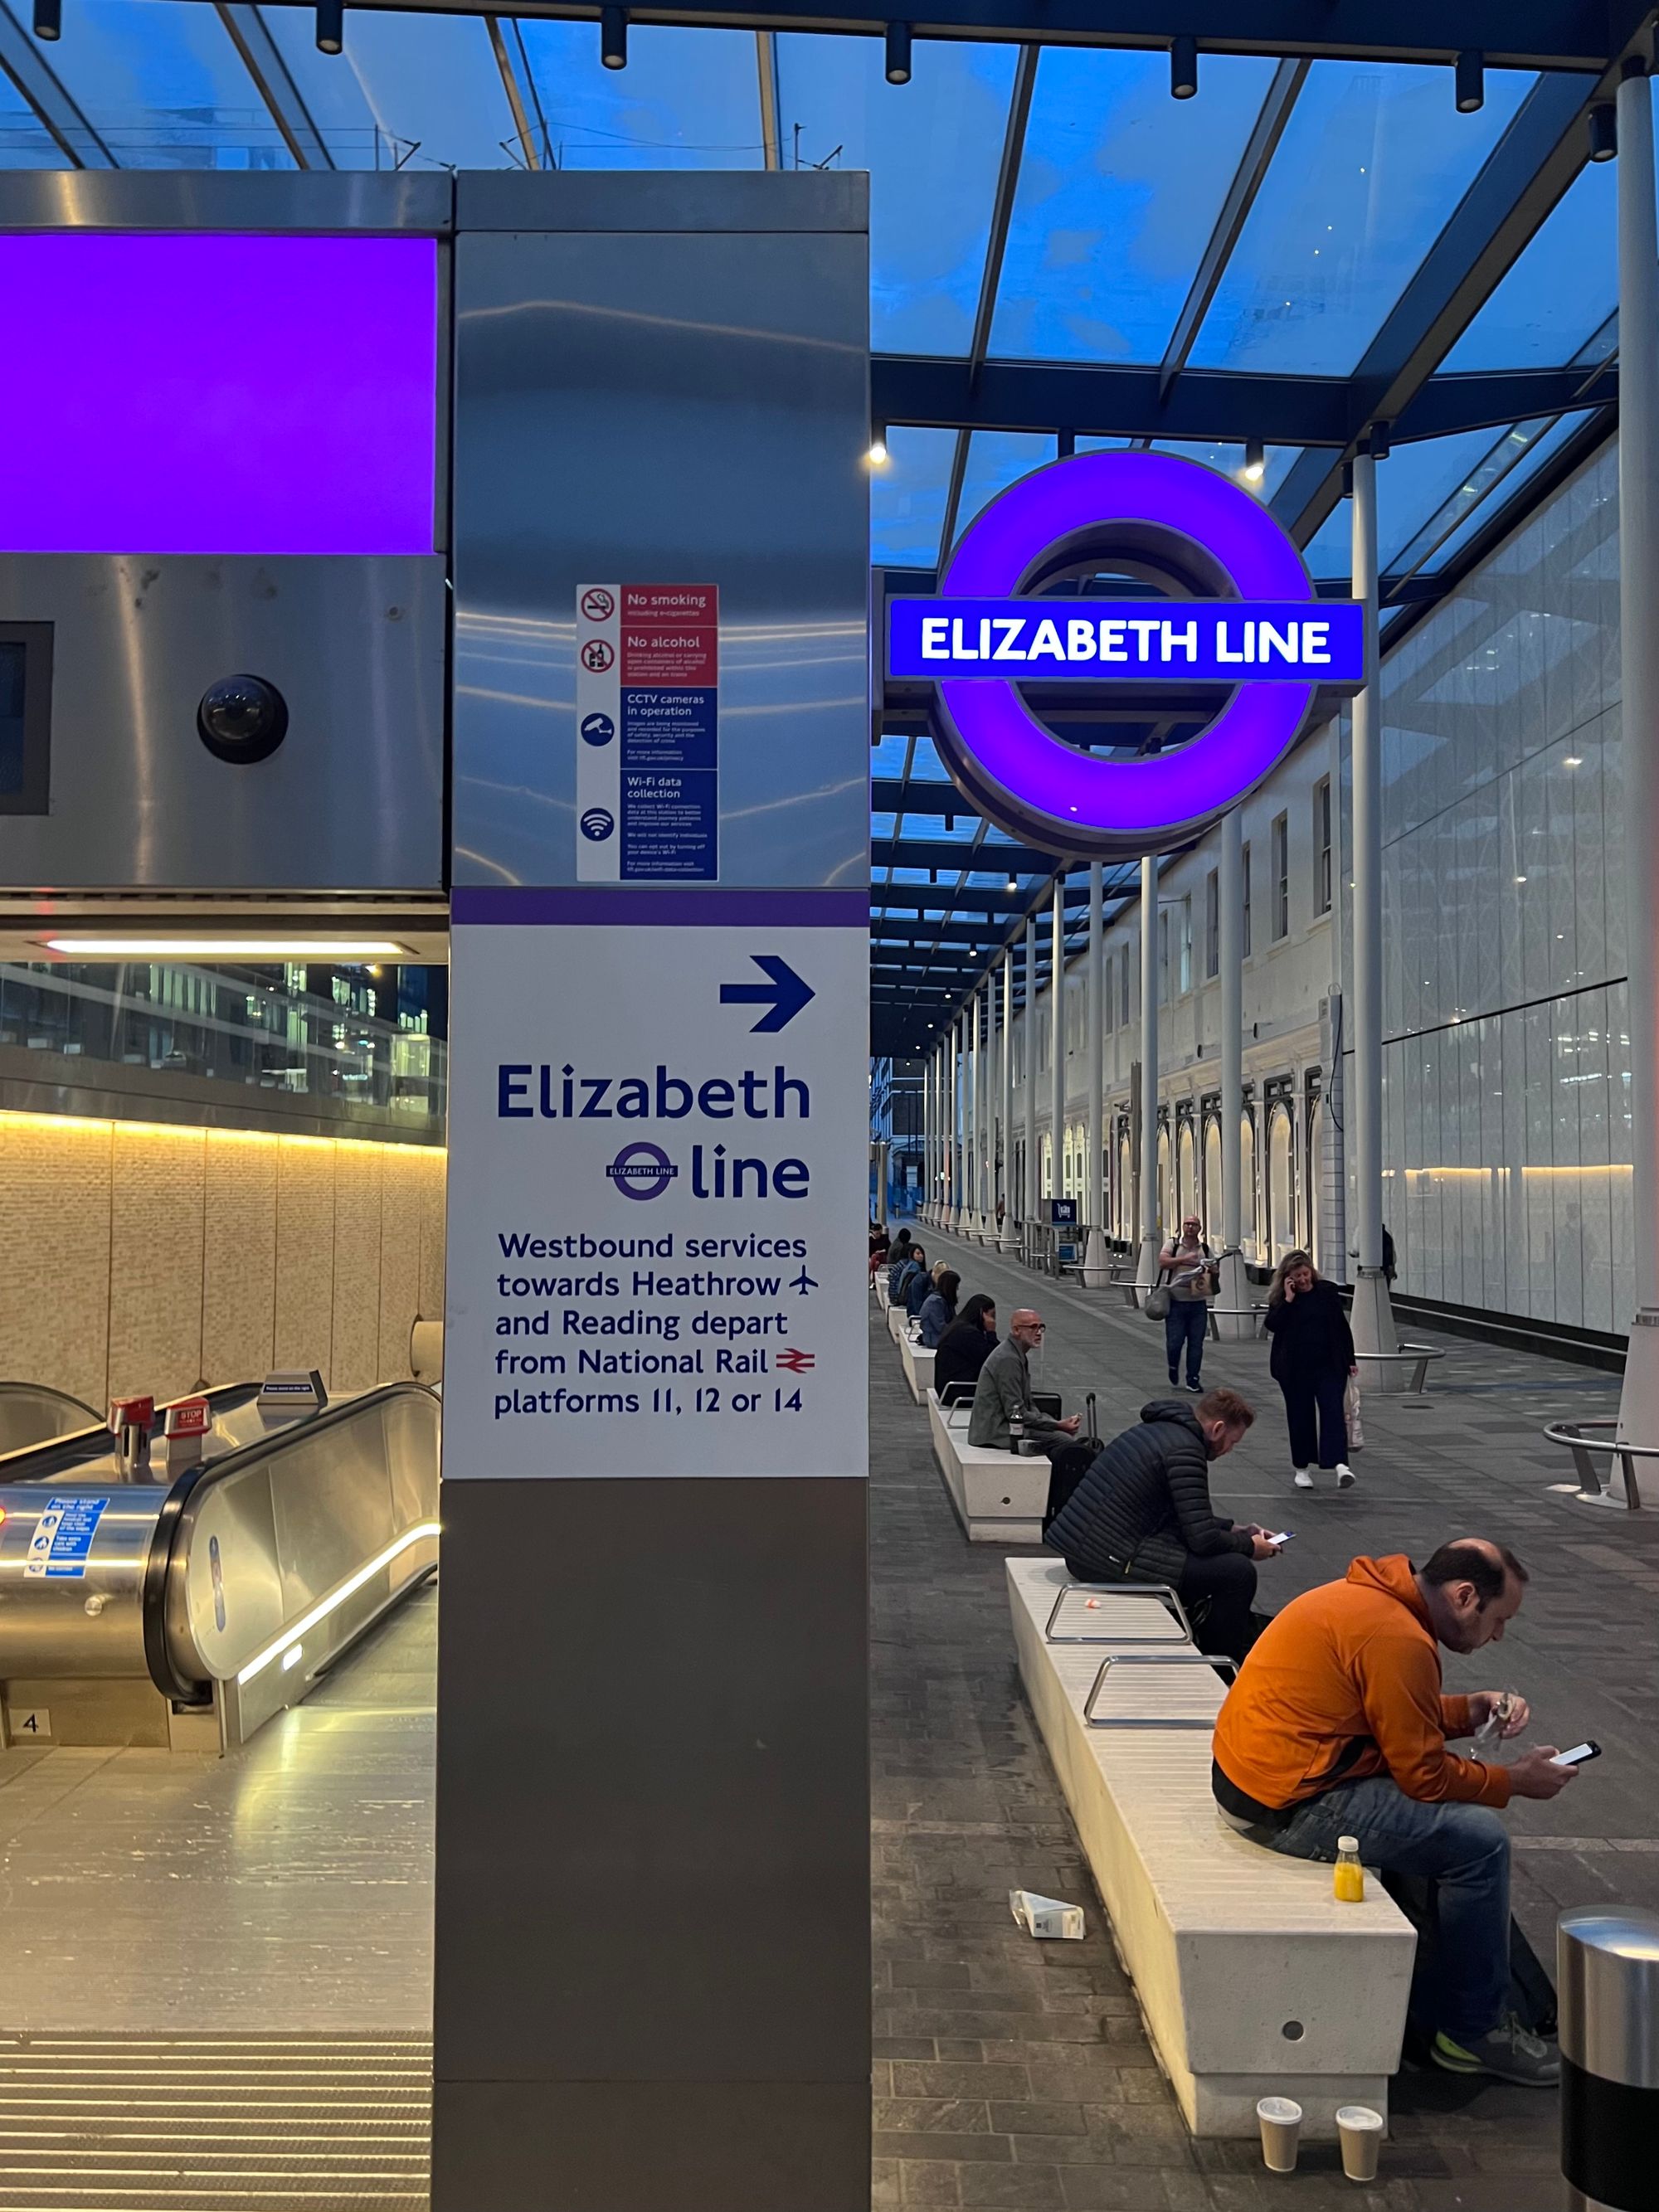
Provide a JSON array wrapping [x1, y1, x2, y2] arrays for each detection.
[[1256, 2095, 1302, 2173], [1335, 2104, 1384, 2182]]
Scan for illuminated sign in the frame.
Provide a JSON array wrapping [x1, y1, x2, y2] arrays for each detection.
[[886, 450, 1365, 859]]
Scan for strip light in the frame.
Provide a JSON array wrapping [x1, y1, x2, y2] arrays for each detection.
[[41, 937, 408, 959], [236, 1520, 440, 1689]]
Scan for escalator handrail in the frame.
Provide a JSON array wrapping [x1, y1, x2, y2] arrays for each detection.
[[0, 1382, 103, 1425], [0, 1379, 259, 1476], [140, 1379, 440, 1704]]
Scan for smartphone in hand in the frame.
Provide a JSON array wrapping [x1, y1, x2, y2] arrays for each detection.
[[1551, 1742, 1603, 1768]]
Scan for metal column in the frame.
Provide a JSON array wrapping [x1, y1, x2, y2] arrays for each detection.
[[1049, 876, 1066, 1204], [1024, 916, 1038, 1245], [1136, 855, 1161, 1285], [1348, 449, 1399, 1373], [966, 992, 978, 1239], [1616, 57, 1659, 1495], [1000, 949, 1017, 1248], [1082, 861, 1108, 1286], [1215, 807, 1251, 1336]]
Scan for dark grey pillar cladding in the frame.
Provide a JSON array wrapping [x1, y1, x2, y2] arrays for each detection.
[[435, 173, 872, 2211]]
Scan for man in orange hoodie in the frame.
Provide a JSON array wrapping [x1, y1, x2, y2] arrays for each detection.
[[1213, 1539, 1578, 2087]]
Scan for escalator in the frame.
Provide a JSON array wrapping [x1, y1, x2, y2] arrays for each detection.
[[0, 1380, 104, 1457], [0, 1382, 440, 1753]]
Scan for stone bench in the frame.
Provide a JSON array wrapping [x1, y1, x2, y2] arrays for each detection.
[[1006, 1556, 1415, 2141], [898, 1332, 935, 1404], [927, 1390, 1049, 1544], [885, 1300, 911, 1344]]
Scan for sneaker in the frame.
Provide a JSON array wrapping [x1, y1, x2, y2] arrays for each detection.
[[1335, 1462, 1357, 1489], [1185, 1380, 1204, 1394], [1431, 2015, 1559, 2088], [1168, 1373, 1180, 1388], [1293, 1468, 1314, 1490]]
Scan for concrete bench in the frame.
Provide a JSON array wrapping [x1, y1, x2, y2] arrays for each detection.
[[898, 1331, 935, 1404], [885, 1300, 911, 1344], [927, 1390, 1049, 1544], [1007, 1556, 1414, 2141], [873, 1272, 891, 1312]]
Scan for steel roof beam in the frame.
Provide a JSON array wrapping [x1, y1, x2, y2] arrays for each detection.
[[251, 0, 1647, 74], [1160, 56, 1307, 396], [216, 5, 334, 168], [1272, 67, 1613, 547], [874, 834, 1064, 873], [0, 0, 115, 166]]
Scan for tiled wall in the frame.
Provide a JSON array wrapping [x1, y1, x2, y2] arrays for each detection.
[[0, 1113, 446, 1412], [1370, 440, 1629, 1332]]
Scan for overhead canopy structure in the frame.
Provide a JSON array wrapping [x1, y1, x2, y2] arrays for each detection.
[[0, 0, 1640, 1054]]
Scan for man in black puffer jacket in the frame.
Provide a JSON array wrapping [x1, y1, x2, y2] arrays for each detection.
[[1044, 1388, 1279, 1661]]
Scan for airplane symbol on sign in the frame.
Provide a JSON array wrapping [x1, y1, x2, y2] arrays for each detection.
[[776, 1349, 816, 1373], [791, 1268, 818, 1295]]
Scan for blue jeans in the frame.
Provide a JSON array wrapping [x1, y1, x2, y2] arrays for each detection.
[[1264, 1774, 1511, 2044], [1165, 1300, 1206, 1386]]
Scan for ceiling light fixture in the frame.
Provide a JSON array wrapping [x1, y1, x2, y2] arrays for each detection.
[[884, 20, 912, 84], [1170, 32, 1198, 99], [1454, 48, 1484, 112], [1242, 440, 1266, 484], [41, 937, 409, 960], [32, 0, 60, 38], [601, 4, 627, 70], [1588, 102, 1618, 162], [314, 0, 343, 52], [868, 423, 890, 468]]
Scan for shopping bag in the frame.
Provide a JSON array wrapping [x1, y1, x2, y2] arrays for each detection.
[[1344, 1372, 1365, 1451], [1144, 1283, 1170, 1320]]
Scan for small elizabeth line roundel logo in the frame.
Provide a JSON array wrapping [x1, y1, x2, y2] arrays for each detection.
[[607, 1142, 678, 1201]]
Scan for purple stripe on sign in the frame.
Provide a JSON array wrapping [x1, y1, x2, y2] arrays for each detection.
[[451, 887, 870, 928]]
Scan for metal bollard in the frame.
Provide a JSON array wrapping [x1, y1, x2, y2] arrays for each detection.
[[1560, 1908, 1659, 2210]]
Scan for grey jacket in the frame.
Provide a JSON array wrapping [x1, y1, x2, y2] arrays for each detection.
[[968, 1336, 1062, 1451], [1044, 1398, 1250, 1587]]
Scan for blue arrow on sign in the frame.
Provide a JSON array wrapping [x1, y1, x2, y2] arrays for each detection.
[[719, 955, 815, 1033]]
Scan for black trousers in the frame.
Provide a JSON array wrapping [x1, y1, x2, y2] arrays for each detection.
[[1177, 1550, 1258, 1664], [1280, 1367, 1349, 1468]]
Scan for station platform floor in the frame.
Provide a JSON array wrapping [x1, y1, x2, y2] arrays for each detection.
[[0, 1253, 1648, 2207], [873, 1227, 1659, 2210]]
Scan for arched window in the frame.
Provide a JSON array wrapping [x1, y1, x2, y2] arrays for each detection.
[[1177, 1121, 1197, 1230], [1240, 1111, 1258, 1264], [1269, 1104, 1296, 1261], [1204, 1116, 1222, 1235]]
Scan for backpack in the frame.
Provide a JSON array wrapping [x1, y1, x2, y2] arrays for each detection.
[[1042, 1394, 1102, 1534]]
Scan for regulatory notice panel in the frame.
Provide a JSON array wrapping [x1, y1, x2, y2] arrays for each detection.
[[443, 919, 868, 1479]]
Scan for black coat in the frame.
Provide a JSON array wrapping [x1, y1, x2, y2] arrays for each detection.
[[1265, 1278, 1355, 1383], [1043, 1398, 1251, 1587], [932, 1319, 996, 1397]]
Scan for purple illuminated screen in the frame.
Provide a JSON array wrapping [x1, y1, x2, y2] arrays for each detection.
[[0, 233, 438, 557]]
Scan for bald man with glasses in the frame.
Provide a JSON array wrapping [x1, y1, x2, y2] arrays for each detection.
[[968, 1307, 1082, 1456]]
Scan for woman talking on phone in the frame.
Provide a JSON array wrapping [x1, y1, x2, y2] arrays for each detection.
[[1265, 1249, 1357, 1493]]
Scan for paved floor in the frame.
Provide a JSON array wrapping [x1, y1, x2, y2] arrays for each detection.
[[873, 1228, 1659, 2209], [1, 1266, 1652, 2206]]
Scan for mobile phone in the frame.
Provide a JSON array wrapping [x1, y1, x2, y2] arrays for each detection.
[[1267, 1530, 1296, 1547], [1551, 1742, 1602, 1767]]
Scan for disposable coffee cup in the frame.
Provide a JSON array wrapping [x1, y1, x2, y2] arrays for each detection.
[[1335, 2104, 1384, 2183], [1256, 2095, 1302, 2173]]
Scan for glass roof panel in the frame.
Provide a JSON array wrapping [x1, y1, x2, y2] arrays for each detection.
[[1188, 61, 1532, 376], [1443, 161, 1618, 370], [872, 426, 954, 568], [1151, 440, 1301, 499], [990, 47, 1277, 363], [54, 0, 294, 168], [959, 430, 1054, 532], [266, 7, 514, 171], [515, 22, 762, 169], [1418, 412, 1594, 573], [0, 71, 71, 168], [1373, 429, 1513, 569], [776, 33, 1018, 356]]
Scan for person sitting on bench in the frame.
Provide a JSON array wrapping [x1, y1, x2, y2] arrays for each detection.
[[967, 1308, 1080, 1459], [1212, 1539, 1579, 2088], [932, 1295, 997, 1397], [1044, 1387, 1272, 1662]]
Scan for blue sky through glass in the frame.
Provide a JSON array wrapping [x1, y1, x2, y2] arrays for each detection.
[[267, 8, 513, 170], [776, 34, 1017, 356], [0, 70, 69, 167], [990, 48, 1274, 362], [517, 22, 762, 168], [872, 426, 954, 568], [1189, 61, 1532, 376], [56, 0, 294, 168], [1419, 413, 1594, 571], [1443, 162, 1618, 370]]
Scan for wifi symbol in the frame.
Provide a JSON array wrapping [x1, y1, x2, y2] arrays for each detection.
[[580, 807, 615, 842]]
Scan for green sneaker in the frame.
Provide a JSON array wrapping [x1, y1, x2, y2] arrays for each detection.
[[1431, 2014, 1559, 2088]]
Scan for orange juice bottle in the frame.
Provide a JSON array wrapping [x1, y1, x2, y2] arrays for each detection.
[[1333, 1836, 1365, 1903]]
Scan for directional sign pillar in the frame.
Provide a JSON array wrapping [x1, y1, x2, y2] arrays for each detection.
[[434, 173, 871, 2212]]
